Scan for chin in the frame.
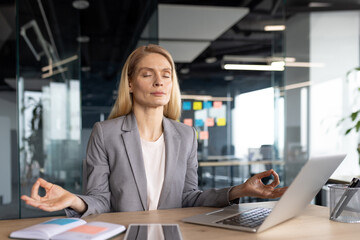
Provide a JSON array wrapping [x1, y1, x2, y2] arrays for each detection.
[[145, 101, 168, 108], [152, 99, 170, 106]]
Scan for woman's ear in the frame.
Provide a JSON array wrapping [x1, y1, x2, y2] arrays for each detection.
[[128, 81, 133, 93]]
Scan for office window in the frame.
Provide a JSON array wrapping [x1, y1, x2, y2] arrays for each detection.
[[284, 10, 360, 187], [285, 10, 360, 182], [233, 88, 275, 158], [309, 11, 360, 178]]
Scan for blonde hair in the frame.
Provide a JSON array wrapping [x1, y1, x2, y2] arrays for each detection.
[[108, 44, 181, 120]]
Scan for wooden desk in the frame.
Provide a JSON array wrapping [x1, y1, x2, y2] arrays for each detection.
[[2, 202, 359, 240]]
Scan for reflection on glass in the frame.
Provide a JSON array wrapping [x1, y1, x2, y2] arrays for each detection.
[[18, 0, 81, 218], [19, 80, 82, 218]]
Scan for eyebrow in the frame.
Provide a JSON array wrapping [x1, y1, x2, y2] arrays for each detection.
[[138, 67, 172, 72]]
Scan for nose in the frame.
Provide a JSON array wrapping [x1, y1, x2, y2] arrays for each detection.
[[153, 73, 164, 87], [154, 81, 163, 87]]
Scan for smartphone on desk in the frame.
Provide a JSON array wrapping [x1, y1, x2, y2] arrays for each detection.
[[124, 224, 182, 240]]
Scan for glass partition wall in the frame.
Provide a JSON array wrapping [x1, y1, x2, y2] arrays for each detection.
[[10, 0, 158, 219], [0, 0, 17, 219], [17, 0, 81, 218], [173, 4, 286, 196], [5, 0, 286, 219], [4, 0, 360, 220]]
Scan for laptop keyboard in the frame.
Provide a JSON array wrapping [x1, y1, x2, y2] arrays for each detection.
[[216, 207, 272, 228]]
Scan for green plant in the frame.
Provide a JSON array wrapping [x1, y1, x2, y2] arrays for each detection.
[[339, 110, 360, 135]]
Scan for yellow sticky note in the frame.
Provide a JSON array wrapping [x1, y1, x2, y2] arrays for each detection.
[[217, 118, 226, 126], [199, 131, 209, 140], [193, 101, 202, 110]]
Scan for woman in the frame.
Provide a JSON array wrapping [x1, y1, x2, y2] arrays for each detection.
[[21, 44, 287, 217]]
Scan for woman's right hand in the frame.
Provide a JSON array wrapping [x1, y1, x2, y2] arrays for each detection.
[[21, 178, 87, 213], [229, 169, 288, 201]]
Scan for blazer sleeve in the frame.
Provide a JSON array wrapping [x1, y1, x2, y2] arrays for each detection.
[[181, 128, 236, 207], [65, 122, 111, 217]]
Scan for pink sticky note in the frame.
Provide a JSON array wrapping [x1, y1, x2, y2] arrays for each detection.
[[213, 101, 222, 108], [199, 131, 209, 140], [183, 118, 193, 126], [69, 225, 108, 234], [206, 118, 214, 127]]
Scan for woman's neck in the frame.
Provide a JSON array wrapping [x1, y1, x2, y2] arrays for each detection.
[[133, 106, 164, 142]]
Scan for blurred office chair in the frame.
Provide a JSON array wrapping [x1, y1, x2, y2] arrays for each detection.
[[221, 144, 235, 155], [258, 144, 276, 184]]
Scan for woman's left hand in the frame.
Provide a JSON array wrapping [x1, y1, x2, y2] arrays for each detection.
[[229, 169, 288, 201]]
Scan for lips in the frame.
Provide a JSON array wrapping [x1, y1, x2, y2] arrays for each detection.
[[151, 92, 165, 96]]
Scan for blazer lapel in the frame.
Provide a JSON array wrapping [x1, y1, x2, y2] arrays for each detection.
[[158, 117, 181, 208], [121, 113, 147, 210]]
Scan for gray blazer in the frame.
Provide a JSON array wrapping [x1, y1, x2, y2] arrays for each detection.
[[66, 113, 233, 217]]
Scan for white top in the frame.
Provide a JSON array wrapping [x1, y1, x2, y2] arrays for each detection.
[[140, 134, 166, 210]]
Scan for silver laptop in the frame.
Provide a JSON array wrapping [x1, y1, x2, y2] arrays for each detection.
[[183, 154, 346, 233]]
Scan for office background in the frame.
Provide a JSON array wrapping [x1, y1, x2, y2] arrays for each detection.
[[0, 0, 360, 219]]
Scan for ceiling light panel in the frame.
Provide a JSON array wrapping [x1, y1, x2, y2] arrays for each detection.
[[158, 4, 249, 62], [264, 25, 286, 31], [72, 0, 89, 10], [223, 64, 284, 71]]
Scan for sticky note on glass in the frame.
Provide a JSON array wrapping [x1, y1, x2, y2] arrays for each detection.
[[206, 118, 214, 127], [195, 119, 204, 127], [182, 101, 191, 110], [183, 118, 193, 126], [203, 101, 212, 109], [200, 131, 209, 140], [217, 118, 226, 126], [193, 101, 202, 110], [213, 101, 222, 109]]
